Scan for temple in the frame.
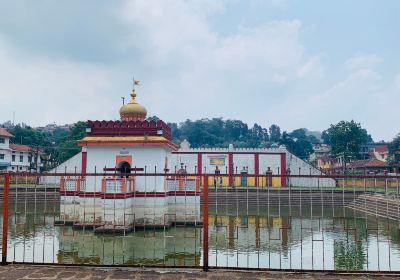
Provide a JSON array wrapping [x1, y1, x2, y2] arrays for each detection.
[[48, 79, 335, 232], [54, 80, 200, 232]]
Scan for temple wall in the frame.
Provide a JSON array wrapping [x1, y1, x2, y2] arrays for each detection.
[[259, 154, 281, 174], [40, 152, 82, 185], [285, 153, 336, 187], [78, 197, 103, 223], [167, 195, 201, 223], [131, 197, 170, 225], [171, 147, 335, 187], [85, 146, 170, 192]]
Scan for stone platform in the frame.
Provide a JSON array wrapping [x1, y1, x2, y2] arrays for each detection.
[[1, 265, 400, 280]]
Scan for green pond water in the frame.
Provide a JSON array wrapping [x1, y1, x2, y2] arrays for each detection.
[[1, 202, 400, 271]]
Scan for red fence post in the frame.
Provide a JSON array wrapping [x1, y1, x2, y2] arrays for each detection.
[[203, 174, 209, 271], [2, 173, 10, 265]]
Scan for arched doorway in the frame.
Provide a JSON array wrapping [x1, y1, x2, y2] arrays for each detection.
[[118, 161, 131, 177]]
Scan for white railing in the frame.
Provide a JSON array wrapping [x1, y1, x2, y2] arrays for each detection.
[[166, 178, 198, 191], [101, 177, 135, 193], [105, 180, 122, 193], [60, 176, 85, 192]]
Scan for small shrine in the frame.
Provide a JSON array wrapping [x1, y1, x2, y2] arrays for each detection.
[[59, 79, 200, 232]]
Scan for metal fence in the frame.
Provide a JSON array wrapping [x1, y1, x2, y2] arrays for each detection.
[[0, 171, 400, 273]]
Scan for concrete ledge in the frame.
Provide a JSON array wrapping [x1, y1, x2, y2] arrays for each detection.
[[1, 264, 400, 280]]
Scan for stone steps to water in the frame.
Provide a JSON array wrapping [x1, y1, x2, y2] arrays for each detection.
[[2, 188, 397, 209], [346, 195, 400, 220], [204, 190, 356, 206]]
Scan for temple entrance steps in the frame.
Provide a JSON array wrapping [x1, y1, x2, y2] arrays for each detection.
[[346, 194, 400, 220]]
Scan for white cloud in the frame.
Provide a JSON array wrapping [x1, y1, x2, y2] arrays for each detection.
[[118, 0, 317, 123], [0, 0, 397, 141], [345, 53, 382, 71], [297, 55, 324, 79], [0, 38, 116, 126], [274, 67, 399, 141], [215, 20, 304, 71]]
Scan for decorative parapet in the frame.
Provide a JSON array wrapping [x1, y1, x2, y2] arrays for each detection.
[[60, 176, 86, 192], [101, 176, 136, 193], [166, 177, 200, 192], [86, 120, 172, 140], [177, 147, 286, 153]]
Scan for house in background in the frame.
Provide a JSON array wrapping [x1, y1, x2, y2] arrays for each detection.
[[310, 144, 331, 162], [348, 158, 389, 174], [315, 142, 391, 175], [348, 145, 390, 174], [0, 128, 42, 172], [360, 142, 389, 160], [369, 145, 389, 162]]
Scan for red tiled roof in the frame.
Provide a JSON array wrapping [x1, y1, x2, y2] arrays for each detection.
[[9, 143, 31, 152], [374, 145, 388, 153], [0, 128, 13, 137], [348, 158, 388, 169]]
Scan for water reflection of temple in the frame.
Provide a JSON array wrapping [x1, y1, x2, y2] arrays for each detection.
[[209, 215, 306, 253], [3, 203, 400, 269], [57, 227, 201, 266]]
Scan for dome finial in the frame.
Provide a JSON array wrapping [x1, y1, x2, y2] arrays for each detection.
[[120, 77, 147, 121]]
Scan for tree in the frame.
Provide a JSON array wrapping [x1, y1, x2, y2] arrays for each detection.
[[9, 125, 49, 147], [56, 122, 87, 164], [224, 120, 248, 142], [178, 119, 225, 147], [147, 115, 160, 122], [280, 129, 314, 160], [8, 125, 52, 171], [167, 122, 181, 144], [322, 121, 372, 172], [321, 130, 331, 144], [248, 123, 269, 147], [388, 133, 400, 170], [269, 124, 281, 142]]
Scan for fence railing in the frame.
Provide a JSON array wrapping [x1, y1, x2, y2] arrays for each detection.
[[0, 171, 400, 272]]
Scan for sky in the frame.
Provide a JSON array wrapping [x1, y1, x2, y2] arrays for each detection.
[[0, 0, 399, 141]]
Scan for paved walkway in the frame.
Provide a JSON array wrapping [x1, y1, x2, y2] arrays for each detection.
[[0, 265, 400, 280]]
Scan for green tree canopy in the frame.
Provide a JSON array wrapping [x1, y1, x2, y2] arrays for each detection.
[[322, 120, 372, 165], [56, 122, 87, 164], [9, 125, 50, 147], [280, 129, 314, 160], [388, 133, 400, 166], [269, 124, 281, 142]]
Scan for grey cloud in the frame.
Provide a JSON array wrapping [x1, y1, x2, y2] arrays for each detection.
[[0, 0, 129, 63]]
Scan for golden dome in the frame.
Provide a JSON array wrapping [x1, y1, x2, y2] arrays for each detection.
[[120, 81, 147, 121]]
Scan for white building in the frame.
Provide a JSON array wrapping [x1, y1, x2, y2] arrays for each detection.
[[51, 81, 201, 230], [0, 128, 42, 172]]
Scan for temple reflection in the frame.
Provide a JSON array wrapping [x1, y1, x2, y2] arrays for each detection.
[[3, 203, 400, 270]]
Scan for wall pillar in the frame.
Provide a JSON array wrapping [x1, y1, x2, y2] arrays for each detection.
[[228, 153, 234, 186], [280, 153, 286, 187], [197, 153, 202, 175], [254, 153, 259, 187], [81, 148, 87, 176]]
